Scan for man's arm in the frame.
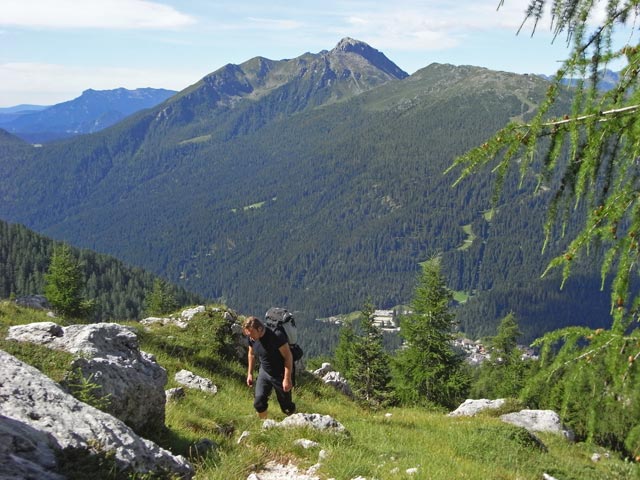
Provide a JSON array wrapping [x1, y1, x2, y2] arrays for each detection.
[[279, 343, 294, 392], [246, 345, 255, 387]]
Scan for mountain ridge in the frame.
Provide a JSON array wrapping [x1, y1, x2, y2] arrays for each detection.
[[0, 87, 177, 143]]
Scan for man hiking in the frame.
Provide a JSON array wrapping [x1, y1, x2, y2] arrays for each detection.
[[243, 316, 296, 419]]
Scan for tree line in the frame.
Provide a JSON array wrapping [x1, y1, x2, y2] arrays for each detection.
[[0, 219, 202, 321]]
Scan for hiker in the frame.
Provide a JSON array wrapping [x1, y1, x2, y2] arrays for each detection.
[[243, 316, 296, 419]]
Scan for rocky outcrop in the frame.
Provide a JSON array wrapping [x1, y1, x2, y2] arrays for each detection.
[[448, 398, 506, 417], [6, 321, 167, 433], [450, 400, 575, 441], [311, 363, 353, 397], [174, 369, 218, 394], [14, 294, 52, 311], [263, 413, 347, 434], [500, 410, 575, 441], [141, 305, 233, 330], [0, 349, 193, 478], [141, 305, 207, 329], [0, 415, 64, 480]]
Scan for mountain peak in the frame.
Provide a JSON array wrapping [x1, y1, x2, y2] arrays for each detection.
[[330, 37, 408, 79], [332, 37, 368, 52]]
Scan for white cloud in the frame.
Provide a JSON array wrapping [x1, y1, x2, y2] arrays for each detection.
[[330, 2, 547, 52], [1, 0, 196, 29]]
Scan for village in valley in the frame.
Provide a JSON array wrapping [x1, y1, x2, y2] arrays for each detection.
[[318, 309, 539, 365]]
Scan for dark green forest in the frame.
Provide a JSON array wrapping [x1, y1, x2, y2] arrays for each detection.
[[0, 220, 201, 321]]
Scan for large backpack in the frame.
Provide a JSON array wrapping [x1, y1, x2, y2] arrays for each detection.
[[265, 307, 303, 361]]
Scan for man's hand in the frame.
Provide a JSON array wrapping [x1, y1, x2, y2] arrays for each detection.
[[282, 377, 292, 392], [246, 374, 254, 387]]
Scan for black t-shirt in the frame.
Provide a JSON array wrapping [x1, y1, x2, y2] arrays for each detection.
[[250, 328, 287, 377]]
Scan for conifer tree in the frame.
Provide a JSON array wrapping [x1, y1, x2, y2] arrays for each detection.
[[349, 302, 393, 407], [491, 312, 521, 362], [333, 315, 356, 377], [471, 313, 530, 399], [145, 278, 178, 316], [44, 243, 93, 319], [393, 259, 469, 408]]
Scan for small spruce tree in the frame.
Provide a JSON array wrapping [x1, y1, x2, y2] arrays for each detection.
[[471, 313, 531, 399], [44, 244, 93, 320], [145, 278, 178, 316], [334, 315, 356, 377], [393, 259, 469, 408], [349, 302, 393, 408]]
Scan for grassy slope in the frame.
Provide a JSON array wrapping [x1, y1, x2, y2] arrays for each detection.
[[0, 302, 637, 480]]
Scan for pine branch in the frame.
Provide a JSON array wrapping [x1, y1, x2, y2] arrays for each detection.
[[533, 104, 640, 130]]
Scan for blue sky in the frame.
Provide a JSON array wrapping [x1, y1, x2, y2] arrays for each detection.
[[0, 0, 605, 107]]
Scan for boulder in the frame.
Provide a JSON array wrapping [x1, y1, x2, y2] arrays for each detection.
[[0, 349, 193, 478], [247, 460, 320, 480], [294, 439, 320, 449], [140, 316, 188, 329], [14, 294, 52, 311], [448, 398, 506, 417], [174, 369, 218, 394], [6, 321, 167, 433], [0, 415, 64, 480], [263, 413, 347, 433], [166, 387, 186, 402], [500, 409, 575, 441], [311, 363, 352, 397], [140, 305, 210, 329], [322, 371, 353, 397], [180, 305, 205, 321], [312, 363, 334, 377]]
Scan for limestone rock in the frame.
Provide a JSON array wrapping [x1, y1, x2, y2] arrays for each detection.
[[6, 321, 63, 345], [140, 305, 209, 329], [312, 363, 333, 377], [180, 305, 205, 321], [174, 369, 218, 394], [166, 387, 186, 401], [500, 409, 575, 441], [322, 371, 352, 397], [448, 398, 506, 417], [0, 415, 64, 480], [294, 439, 320, 449], [0, 349, 193, 478], [6, 321, 167, 433], [311, 363, 352, 397], [247, 460, 320, 480], [140, 316, 188, 329], [14, 294, 52, 311], [263, 413, 346, 433]]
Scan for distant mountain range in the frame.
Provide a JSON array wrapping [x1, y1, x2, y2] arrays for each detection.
[[0, 88, 176, 143], [0, 37, 613, 343], [0, 104, 48, 114]]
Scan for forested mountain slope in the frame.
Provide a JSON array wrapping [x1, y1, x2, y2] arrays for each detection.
[[0, 38, 611, 343], [0, 220, 201, 321]]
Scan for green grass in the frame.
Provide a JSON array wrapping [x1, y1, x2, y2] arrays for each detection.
[[453, 290, 470, 303], [1, 301, 638, 479], [457, 224, 476, 251], [178, 134, 212, 145]]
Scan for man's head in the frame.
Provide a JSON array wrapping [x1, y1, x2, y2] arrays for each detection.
[[243, 316, 265, 340]]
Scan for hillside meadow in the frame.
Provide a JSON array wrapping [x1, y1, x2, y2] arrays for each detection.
[[0, 301, 637, 480]]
